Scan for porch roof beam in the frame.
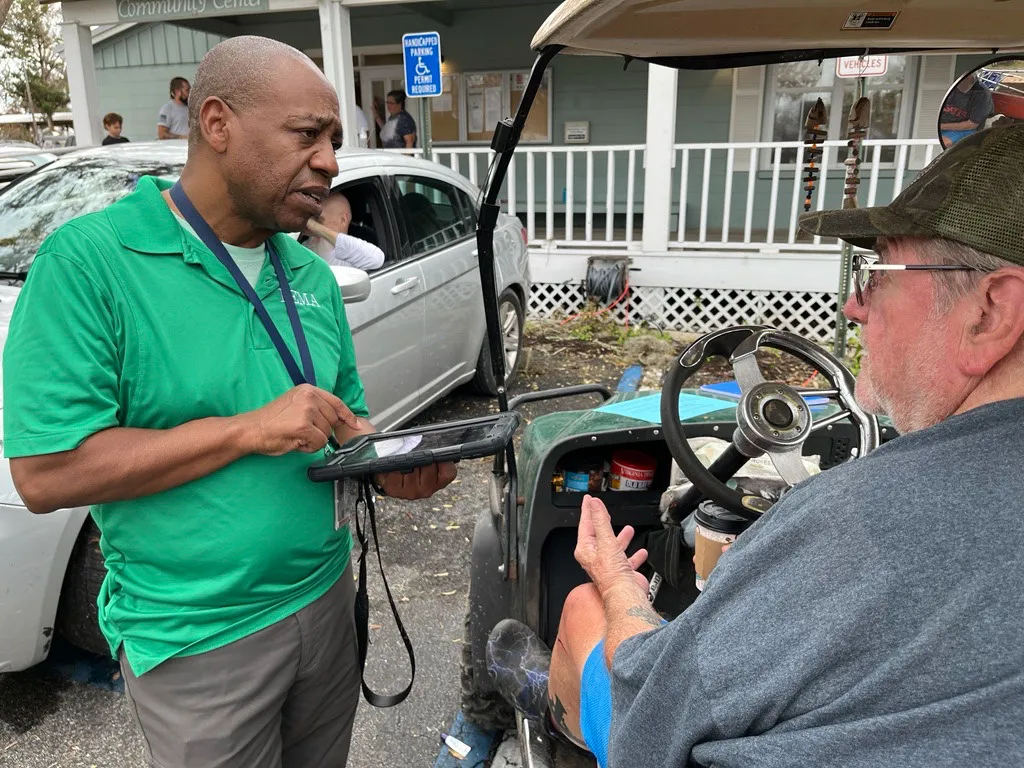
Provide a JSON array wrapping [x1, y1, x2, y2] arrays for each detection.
[[399, 1, 452, 26]]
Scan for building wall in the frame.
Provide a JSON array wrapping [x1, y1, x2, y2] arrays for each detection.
[[96, 10, 956, 232], [351, 4, 655, 147], [93, 24, 224, 142], [90, 4, 744, 150]]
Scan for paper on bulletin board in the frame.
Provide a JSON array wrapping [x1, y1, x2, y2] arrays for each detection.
[[468, 92, 484, 133], [485, 87, 502, 130], [434, 92, 452, 112], [433, 76, 453, 112]]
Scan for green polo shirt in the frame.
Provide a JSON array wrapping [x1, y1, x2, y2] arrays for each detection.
[[2, 176, 369, 676]]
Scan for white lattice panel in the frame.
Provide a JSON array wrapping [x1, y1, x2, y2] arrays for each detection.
[[527, 283, 839, 342], [529, 282, 588, 318]]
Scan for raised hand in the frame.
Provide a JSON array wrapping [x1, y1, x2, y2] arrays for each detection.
[[574, 494, 648, 597]]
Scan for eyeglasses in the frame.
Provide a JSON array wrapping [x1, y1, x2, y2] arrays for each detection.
[[851, 252, 981, 305]]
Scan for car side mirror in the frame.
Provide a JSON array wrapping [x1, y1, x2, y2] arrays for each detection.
[[331, 265, 371, 303], [938, 55, 1024, 150]]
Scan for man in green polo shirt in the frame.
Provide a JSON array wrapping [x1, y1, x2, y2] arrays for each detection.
[[2, 36, 454, 768]]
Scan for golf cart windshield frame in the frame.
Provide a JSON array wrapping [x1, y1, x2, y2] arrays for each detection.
[[474, 36, 1019, 581], [474, 41, 947, 413]]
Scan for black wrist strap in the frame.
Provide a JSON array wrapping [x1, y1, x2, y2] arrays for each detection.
[[353, 476, 415, 707]]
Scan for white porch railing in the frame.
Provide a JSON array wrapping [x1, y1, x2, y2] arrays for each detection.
[[434, 145, 648, 248], [670, 138, 941, 252], [385, 138, 944, 342], [415, 138, 942, 252]]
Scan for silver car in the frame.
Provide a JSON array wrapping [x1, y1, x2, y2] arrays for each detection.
[[0, 141, 57, 189], [0, 141, 530, 671]]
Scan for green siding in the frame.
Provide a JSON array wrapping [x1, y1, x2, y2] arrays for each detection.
[[93, 23, 224, 143], [87, 9, 955, 234], [95, 23, 224, 68], [677, 68, 734, 143], [87, 9, 838, 231]]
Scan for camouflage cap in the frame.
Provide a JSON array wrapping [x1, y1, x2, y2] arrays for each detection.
[[799, 122, 1024, 264]]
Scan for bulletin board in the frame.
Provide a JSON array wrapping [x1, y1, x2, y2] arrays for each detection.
[[431, 74, 461, 143], [431, 70, 553, 144], [511, 70, 552, 143], [465, 72, 506, 143]]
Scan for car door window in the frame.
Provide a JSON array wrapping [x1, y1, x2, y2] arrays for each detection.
[[394, 175, 475, 257], [299, 176, 397, 271], [454, 188, 479, 230]]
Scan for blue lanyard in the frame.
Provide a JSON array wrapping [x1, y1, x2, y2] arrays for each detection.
[[170, 182, 316, 388]]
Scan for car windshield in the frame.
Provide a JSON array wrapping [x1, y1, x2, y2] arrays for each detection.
[[0, 153, 182, 274]]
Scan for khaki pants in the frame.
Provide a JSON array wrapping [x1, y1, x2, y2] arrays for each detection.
[[120, 564, 360, 768]]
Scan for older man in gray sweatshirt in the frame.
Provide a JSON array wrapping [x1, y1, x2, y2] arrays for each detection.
[[489, 122, 1024, 767]]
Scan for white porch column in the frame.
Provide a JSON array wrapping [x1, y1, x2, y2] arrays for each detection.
[[318, 0, 359, 148], [640, 64, 679, 252], [61, 21, 101, 147]]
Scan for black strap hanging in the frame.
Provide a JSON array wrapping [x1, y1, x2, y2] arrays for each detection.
[[353, 477, 415, 707]]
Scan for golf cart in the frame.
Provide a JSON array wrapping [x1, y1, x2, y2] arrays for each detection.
[[459, 1, 1024, 764]]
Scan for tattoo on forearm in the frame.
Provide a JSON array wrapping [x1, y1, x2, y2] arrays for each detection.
[[626, 604, 663, 628]]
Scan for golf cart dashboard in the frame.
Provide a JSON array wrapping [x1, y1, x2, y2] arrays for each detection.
[[545, 418, 897, 511], [526, 414, 899, 644]]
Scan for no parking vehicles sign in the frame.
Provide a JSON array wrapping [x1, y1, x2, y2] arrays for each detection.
[[402, 32, 442, 98], [836, 55, 889, 78]]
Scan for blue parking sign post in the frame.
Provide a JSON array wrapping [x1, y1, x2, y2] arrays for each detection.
[[403, 32, 441, 159]]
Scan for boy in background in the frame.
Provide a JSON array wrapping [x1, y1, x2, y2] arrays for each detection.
[[102, 113, 130, 145]]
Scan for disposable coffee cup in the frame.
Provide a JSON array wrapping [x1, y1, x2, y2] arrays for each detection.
[[693, 501, 756, 591]]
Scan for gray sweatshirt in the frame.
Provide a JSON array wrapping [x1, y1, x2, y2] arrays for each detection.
[[610, 398, 1024, 767]]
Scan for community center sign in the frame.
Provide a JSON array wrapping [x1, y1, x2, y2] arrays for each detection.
[[116, 0, 268, 23]]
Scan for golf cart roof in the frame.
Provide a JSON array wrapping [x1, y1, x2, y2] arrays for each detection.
[[532, 0, 1024, 69]]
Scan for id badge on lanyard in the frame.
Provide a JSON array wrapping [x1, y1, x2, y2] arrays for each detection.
[[335, 478, 360, 529]]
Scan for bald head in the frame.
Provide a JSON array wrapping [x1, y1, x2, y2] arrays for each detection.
[[188, 36, 330, 145], [177, 34, 343, 241], [320, 191, 352, 234]]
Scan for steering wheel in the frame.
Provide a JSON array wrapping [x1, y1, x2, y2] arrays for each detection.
[[660, 326, 879, 519]]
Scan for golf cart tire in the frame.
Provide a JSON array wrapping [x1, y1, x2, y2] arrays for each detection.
[[471, 288, 524, 396], [55, 516, 109, 657], [460, 507, 516, 731]]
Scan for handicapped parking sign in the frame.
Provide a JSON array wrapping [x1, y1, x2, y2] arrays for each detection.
[[402, 32, 442, 98]]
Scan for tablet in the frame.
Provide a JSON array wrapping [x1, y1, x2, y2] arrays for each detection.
[[307, 412, 521, 482]]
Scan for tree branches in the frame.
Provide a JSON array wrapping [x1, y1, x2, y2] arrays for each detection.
[[0, 0, 68, 127]]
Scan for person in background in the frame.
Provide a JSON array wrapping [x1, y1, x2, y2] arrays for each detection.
[[353, 93, 371, 147], [940, 73, 993, 147], [157, 77, 190, 140], [102, 113, 130, 145], [374, 89, 416, 149], [303, 191, 385, 270]]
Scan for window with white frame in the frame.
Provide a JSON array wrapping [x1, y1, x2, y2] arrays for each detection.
[[762, 56, 917, 165]]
